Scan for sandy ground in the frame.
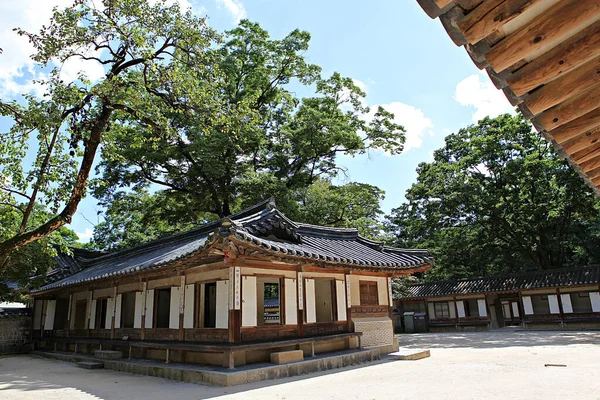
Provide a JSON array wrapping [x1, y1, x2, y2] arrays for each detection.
[[1, 330, 598, 400]]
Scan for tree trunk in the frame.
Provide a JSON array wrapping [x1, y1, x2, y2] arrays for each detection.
[[0, 104, 113, 269]]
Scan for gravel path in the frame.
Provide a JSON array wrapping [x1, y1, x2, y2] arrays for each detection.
[[1, 330, 598, 400]]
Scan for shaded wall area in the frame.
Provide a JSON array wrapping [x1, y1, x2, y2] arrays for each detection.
[[0, 309, 32, 354]]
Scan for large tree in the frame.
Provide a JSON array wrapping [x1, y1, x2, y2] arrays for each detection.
[[387, 114, 600, 279], [93, 20, 406, 222], [0, 0, 219, 266]]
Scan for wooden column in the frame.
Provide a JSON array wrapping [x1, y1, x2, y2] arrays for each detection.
[[140, 282, 147, 341], [297, 271, 304, 337], [228, 265, 242, 343], [66, 294, 72, 338], [178, 275, 185, 342], [111, 286, 117, 339], [345, 273, 352, 333], [518, 291, 526, 328], [87, 291, 93, 338], [387, 276, 393, 319], [556, 288, 565, 328], [453, 296, 459, 330]]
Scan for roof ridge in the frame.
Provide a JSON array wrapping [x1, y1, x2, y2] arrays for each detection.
[[73, 198, 277, 266]]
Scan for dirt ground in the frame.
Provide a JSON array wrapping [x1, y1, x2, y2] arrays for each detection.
[[1, 330, 598, 400]]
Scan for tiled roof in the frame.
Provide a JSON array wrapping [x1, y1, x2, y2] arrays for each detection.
[[400, 266, 600, 299], [35, 198, 432, 293], [0, 307, 31, 318]]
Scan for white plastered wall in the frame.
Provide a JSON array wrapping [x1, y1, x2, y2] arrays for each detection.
[[134, 291, 144, 328], [215, 280, 229, 329], [305, 278, 316, 323], [169, 287, 181, 329], [44, 300, 56, 330], [242, 276, 257, 327], [285, 278, 297, 325], [560, 294, 573, 313], [590, 292, 600, 312], [336, 280, 347, 321], [183, 284, 195, 328]]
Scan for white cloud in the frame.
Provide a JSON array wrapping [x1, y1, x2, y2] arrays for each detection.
[[352, 78, 368, 94], [0, 0, 108, 98], [455, 72, 515, 122], [76, 227, 94, 242], [217, 0, 246, 22], [370, 101, 434, 152]]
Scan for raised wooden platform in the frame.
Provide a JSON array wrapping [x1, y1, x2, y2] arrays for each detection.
[[37, 332, 362, 369]]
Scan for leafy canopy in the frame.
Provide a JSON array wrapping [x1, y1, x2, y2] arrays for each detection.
[[0, 0, 218, 274], [387, 114, 600, 279], [93, 20, 405, 221]]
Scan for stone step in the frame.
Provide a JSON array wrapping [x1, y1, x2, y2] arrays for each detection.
[[94, 350, 123, 360], [270, 350, 304, 365], [77, 361, 104, 370], [387, 349, 431, 361]]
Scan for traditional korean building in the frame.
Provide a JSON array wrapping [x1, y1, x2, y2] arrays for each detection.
[[396, 266, 600, 332], [29, 198, 432, 369]]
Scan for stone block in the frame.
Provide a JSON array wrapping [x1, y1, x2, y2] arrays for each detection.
[[77, 361, 104, 370], [270, 350, 304, 364], [388, 349, 431, 360], [94, 350, 123, 359]]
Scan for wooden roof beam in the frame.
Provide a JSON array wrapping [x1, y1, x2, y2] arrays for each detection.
[[458, 0, 545, 45], [550, 108, 600, 145], [571, 141, 600, 165], [524, 54, 600, 116], [508, 21, 600, 97], [486, 0, 600, 73], [561, 126, 600, 155], [416, 0, 456, 19], [580, 153, 600, 174], [537, 83, 600, 131]]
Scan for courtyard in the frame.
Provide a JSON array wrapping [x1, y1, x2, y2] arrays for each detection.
[[1, 330, 598, 400]]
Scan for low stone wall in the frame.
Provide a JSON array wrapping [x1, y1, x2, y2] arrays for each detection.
[[352, 317, 395, 352], [0, 314, 31, 354]]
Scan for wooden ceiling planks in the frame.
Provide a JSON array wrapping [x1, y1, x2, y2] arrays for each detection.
[[416, 0, 600, 196]]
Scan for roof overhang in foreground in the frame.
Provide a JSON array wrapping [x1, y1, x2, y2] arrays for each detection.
[[416, 0, 600, 195]]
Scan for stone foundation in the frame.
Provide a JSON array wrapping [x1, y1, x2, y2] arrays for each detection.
[[352, 317, 394, 353]]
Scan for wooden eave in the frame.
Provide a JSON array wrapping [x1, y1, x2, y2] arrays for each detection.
[[417, 0, 600, 195]]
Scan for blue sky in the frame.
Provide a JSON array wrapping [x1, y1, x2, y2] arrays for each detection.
[[0, 0, 514, 242]]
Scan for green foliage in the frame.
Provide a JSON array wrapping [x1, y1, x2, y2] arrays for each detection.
[[288, 178, 387, 240], [387, 114, 600, 280], [0, 0, 218, 263], [90, 178, 388, 250], [0, 204, 79, 301], [90, 190, 214, 251], [93, 20, 405, 222]]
